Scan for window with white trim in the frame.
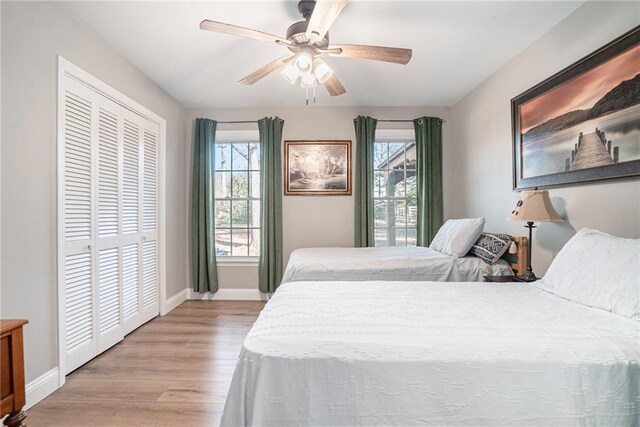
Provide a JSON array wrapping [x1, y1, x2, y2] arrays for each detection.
[[373, 130, 417, 246], [213, 131, 260, 257]]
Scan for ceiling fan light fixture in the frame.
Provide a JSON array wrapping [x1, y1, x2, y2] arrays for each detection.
[[295, 49, 314, 72], [281, 63, 299, 84], [313, 58, 333, 84], [300, 72, 317, 88]]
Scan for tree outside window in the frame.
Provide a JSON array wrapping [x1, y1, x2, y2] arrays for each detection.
[[373, 139, 417, 247], [213, 141, 260, 257]]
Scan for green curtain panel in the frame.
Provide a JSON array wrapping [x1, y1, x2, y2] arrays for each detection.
[[353, 116, 378, 247], [191, 118, 219, 293], [414, 117, 444, 246], [258, 117, 284, 293]]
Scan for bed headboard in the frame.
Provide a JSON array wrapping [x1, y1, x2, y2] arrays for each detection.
[[501, 236, 528, 276]]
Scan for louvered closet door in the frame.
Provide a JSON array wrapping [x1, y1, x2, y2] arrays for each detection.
[[61, 79, 99, 373], [139, 117, 160, 324], [60, 65, 162, 375], [120, 108, 143, 334], [95, 95, 125, 353]]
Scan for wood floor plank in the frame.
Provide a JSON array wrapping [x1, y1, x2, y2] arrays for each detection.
[[28, 300, 266, 426], [134, 322, 230, 334], [73, 356, 238, 383], [216, 314, 260, 324], [28, 400, 224, 426], [186, 332, 249, 345], [120, 332, 192, 347], [158, 381, 232, 404], [46, 378, 172, 402], [96, 345, 243, 362]]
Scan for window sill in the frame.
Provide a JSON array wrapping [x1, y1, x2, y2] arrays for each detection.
[[216, 256, 259, 267]]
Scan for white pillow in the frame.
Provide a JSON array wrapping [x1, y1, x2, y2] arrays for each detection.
[[536, 228, 640, 321], [430, 218, 485, 257]]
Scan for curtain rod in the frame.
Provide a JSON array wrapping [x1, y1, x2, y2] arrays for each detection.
[[215, 119, 447, 124], [377, 118, 446, 123]]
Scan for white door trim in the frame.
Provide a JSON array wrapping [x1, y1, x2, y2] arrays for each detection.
[[56, 56, 167, 388]]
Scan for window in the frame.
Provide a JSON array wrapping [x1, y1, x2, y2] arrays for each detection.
[[213, 131, 260, 257], [373, 130, 417, 247]]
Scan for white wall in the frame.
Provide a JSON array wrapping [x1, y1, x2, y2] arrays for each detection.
[[186, 106, 451, 290], [449, 1, 640, 275], [1, 1, 188, 384]]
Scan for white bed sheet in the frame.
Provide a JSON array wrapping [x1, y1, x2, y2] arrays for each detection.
[[281, 246, 513, 283], [221, 281, 640, 426]]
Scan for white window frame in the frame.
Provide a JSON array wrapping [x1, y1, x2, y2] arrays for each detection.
[[373, 129, 417, 247], [213, 129, 260, 266]]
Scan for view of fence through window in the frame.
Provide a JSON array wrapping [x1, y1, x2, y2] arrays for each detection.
[[373, 139, 417, 246], [214, 141, 260, 256]]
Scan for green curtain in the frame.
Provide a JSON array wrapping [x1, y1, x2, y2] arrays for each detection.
[[414, 117, 443, 246], [191, 118, 219, 293], [258, 117, 284, 293], [353, 116, 377, 247]]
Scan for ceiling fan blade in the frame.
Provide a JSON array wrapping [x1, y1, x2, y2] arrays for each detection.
[[323, 73, 346, 96], [200, 20, 286, 44], [239, 56, 294, 85], [305, 0, 348, 45], [328, 44, 412, 65]]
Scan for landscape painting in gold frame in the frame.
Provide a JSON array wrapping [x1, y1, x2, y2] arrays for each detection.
[[284, 140, 351, 196]]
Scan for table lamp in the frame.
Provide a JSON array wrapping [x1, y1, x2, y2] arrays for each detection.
[[508, 190, 562, 281]]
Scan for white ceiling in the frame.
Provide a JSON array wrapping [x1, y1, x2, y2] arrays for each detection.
[[60, 1, 583, 108]]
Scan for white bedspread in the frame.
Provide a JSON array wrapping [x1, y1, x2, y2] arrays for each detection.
[[221, 281, 640, 426], [281, 246, 513, 283]]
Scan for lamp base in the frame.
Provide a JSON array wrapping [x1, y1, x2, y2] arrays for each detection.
[[522, 222, 538, 282]]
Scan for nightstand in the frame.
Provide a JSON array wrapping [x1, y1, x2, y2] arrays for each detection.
[[483, 275, 528, 283]]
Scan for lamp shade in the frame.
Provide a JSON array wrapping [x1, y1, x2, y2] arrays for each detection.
[[508, 190, 563, 222]]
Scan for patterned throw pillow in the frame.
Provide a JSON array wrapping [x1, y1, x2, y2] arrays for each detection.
[[468, 233, 513, 265]]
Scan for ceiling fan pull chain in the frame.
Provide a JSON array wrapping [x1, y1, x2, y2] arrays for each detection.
[[305, 87, 309, 106], [313, 87, 316, 104]]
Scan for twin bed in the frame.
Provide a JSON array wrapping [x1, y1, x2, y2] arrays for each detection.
[[282, 242, 523, 283], [221, 225, 640, 426], [283, 218, 528, 283]]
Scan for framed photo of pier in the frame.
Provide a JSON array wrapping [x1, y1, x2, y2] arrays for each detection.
[[284, 140, 352, 196], [512, 25, 640, 190]]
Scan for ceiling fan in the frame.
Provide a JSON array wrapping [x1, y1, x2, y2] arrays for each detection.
[[200, 0, 412, 103]]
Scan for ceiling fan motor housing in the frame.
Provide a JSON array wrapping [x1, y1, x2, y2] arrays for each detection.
[[286, 21, 329, 50], [287, 0, 329, 50]]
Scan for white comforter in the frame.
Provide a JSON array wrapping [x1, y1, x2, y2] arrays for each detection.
[[221, 281, 640, 426], [281, 246, 513, 283]]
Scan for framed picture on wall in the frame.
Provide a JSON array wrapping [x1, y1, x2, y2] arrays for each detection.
[[284, 140, 352, 196], [512, 25, 640, 190]]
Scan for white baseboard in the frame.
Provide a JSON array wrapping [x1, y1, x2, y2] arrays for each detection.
[[161, 288, 188, 315], [25, 367, 60, 410], [187, 288, 268, 301]]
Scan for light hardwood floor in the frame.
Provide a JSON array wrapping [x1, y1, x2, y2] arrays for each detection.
[[27, 300, 266, 426]]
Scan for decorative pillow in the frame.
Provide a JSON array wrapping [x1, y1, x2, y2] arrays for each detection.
[[430, 218, 485, 258], [536, 228, 640, 321], [468, 233, 513, 265]]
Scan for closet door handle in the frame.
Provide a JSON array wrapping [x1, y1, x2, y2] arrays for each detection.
[[86, 244, 93, 251]]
